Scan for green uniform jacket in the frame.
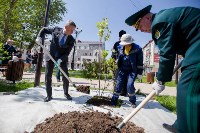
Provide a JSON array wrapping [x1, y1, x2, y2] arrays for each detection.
[[151, 7, 200, 82]]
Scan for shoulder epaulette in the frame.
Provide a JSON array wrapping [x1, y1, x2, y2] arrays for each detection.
[[54, 26, 63, 34]]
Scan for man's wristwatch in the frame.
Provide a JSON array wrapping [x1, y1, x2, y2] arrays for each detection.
[[157, 81, 165, 85]]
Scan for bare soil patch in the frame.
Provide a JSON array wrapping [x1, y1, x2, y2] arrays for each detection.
[[76, 85, 90, 94], [86, 95, 122, 107], [32, 111, 144, 133]]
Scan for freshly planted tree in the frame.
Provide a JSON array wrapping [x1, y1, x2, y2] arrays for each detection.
[[96, 18, 111, 92]]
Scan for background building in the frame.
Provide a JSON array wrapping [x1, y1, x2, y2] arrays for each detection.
[[143, 40, 183, 81], [40, 40, 104, 69], [68, 40, 105, 70], [143, 40, 159, 74]]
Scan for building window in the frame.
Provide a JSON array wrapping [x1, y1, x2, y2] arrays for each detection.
[[89, 53, 92, 56]]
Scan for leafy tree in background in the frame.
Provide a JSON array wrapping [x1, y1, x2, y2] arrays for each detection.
[[0, 0, 67, 48], [0, 43, 11, 62]]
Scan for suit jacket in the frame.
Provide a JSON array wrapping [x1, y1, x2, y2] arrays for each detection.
[[37, 26, 75, 62]]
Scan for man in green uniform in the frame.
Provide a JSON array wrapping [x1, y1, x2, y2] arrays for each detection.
[[125, 5, 200, 133]]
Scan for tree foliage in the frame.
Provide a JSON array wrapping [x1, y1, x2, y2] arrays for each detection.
[[82, 50, 117, 80], [0, 0, 67, 48], [96, 18, 111, 42]]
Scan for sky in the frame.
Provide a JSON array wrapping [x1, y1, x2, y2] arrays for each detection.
[[58, 0, 200, 58]]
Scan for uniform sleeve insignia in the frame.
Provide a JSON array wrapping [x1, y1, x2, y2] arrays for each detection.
[[154, 30, 160, 39]]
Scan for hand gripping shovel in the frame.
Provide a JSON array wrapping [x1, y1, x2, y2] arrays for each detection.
[[116, 60, 183, 130], [36, 42, 77, 88]]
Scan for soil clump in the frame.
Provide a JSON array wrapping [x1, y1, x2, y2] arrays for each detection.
[[76, 85, 90, 94], [32, 111, 144, 133]]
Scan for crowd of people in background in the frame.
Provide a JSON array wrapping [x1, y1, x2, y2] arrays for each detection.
[[0, 38, 38, 72]]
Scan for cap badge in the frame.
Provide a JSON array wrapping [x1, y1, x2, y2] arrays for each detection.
[[155, 30, 160, 39]]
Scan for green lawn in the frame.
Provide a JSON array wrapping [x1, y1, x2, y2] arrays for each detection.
[[0, 81, 34, 92], [136, 76, 177, 87], [155, 95, 176, 113]]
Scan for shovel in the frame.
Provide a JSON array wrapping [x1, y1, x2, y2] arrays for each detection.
[[116, 59, 183, 130], [36, 42, 77, 88]]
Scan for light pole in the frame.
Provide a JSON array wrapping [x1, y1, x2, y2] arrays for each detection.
[[34, 0, 51, 87], [71, 28, 82, 70]]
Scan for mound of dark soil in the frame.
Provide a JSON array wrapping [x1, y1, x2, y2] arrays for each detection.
[[86, 96, 122, 107], [32, 111, 144, 133], [76, 85, 90, 94]]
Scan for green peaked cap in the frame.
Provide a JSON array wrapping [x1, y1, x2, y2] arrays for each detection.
[[125, 5, 152, 26]]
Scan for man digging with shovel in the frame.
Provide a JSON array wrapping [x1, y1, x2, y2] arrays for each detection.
[[125, 5, 200, 133], [36, 20, 76, 102]]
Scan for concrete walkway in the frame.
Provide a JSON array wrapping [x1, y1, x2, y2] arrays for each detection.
[[0, 72, 176, 133], [24, 72, 177, 96], [0, 72, 177, 96]]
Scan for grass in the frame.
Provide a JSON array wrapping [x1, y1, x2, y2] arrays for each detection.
[[68, 70, 85, 78], [136, 76, 177, 87], [0, 80, 34, 92], [155, 95, 176, 113]]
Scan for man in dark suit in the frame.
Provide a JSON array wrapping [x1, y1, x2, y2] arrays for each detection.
[[36, 20, 76, 102]]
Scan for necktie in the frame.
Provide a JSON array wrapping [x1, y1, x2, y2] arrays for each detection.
[[59, 34, 66, 46]]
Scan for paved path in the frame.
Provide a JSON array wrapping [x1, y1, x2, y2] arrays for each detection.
[[0, 72, 177, 96], [0, 87, 176, 133]]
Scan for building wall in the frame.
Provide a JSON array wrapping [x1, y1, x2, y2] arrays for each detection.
[[68, 41, 104, 70], [143, 40, 182, 80], [40, 40, 104, 69], [143, 40, 159, 73]]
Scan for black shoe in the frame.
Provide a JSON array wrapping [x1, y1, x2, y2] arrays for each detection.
[[64, 93, 72, 100], [44, 96, 53, 102], [163, 123, 178, 133], [120, 93, 127, 96]]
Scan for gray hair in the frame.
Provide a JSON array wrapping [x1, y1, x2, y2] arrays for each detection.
[[65, 20, 76, 27]]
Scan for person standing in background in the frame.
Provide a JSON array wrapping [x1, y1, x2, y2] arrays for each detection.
[[31, 52, 38, 72], [2, 39, 17, 64], [111, 30, 128, 96]]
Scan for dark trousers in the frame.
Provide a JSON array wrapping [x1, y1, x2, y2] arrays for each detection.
[[175, 63, 200, 133], [114, 69, 127, 95], [111, 71, 136, 105], [45, 60, 69, 97]]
